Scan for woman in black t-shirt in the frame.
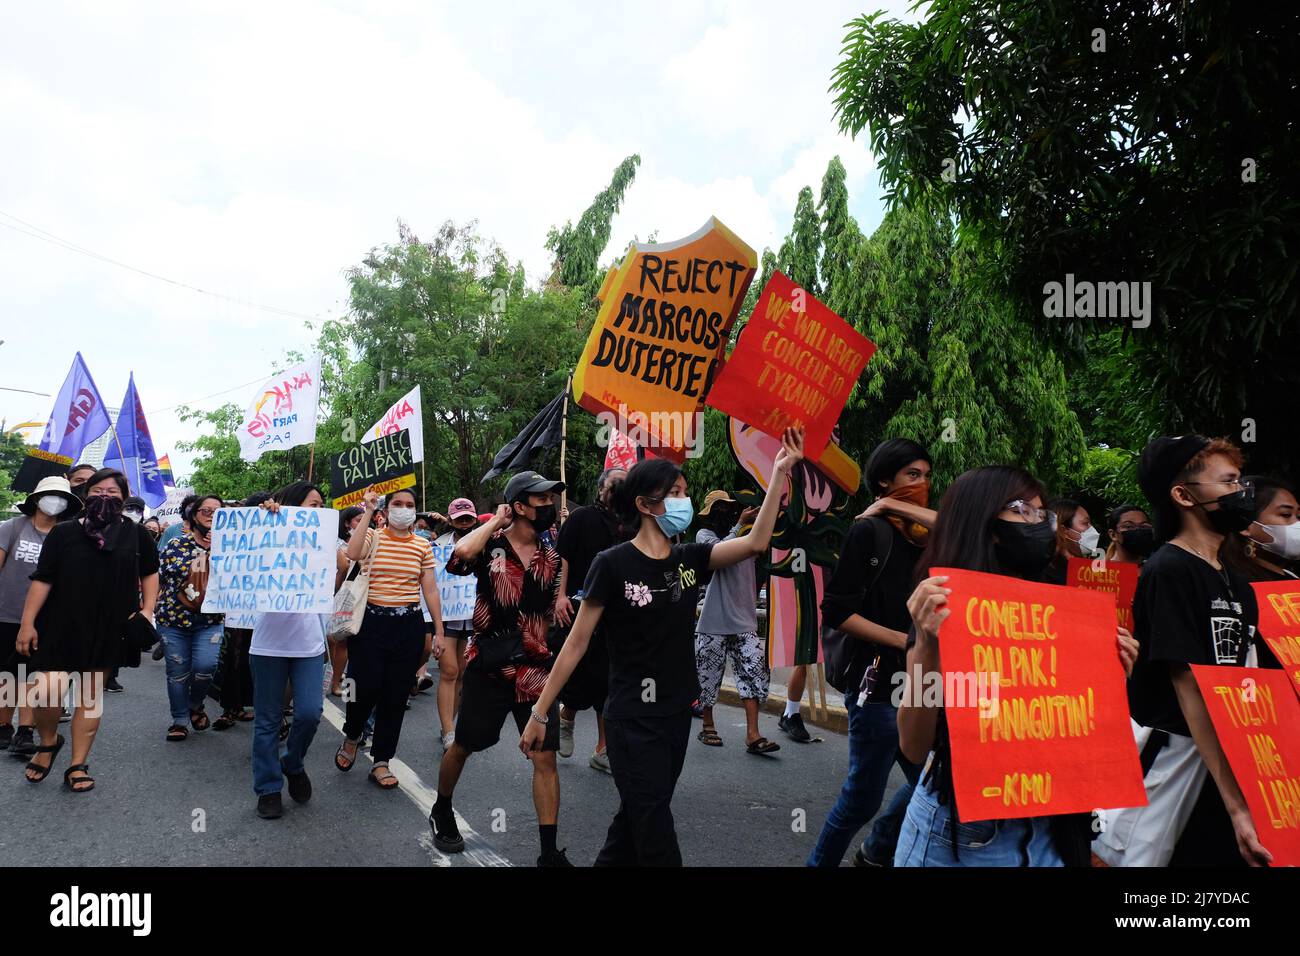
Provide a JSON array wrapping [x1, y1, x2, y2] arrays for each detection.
[[520, 427, 805, 866], [898, 466, 1138, 867]]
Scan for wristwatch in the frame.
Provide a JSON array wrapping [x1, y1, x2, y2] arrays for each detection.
[[529, 709, 549, 725]]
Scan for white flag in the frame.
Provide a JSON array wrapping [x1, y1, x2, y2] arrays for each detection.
[[237, 356, 322, 463], [363, 384, 424, 463]]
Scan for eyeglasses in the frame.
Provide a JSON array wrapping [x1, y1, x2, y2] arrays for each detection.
[[1182, 479, 1255, 494], [194, 508, 217, 518], [1003, 499, 1056, 528], [1116, 521, 1153, 532]]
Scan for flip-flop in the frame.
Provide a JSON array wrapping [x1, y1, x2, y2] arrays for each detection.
[[746, 737, 780, 756], [697, 727, 724, 747]]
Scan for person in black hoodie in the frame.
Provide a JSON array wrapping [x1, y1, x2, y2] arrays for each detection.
[[807, 438, 935, 867], [896, 466, 1138, 866]]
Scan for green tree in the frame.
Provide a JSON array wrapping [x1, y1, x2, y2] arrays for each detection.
[[545, 154, 641, 300], [0, 431, 33, 511]]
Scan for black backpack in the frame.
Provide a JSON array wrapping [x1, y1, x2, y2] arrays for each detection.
[[821, 517, 894, 694]]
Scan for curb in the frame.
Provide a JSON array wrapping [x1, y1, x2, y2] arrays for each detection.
[[717, 683, 849, 735]]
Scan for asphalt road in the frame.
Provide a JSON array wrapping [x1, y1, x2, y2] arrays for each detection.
[[1, 655, 906, 867]]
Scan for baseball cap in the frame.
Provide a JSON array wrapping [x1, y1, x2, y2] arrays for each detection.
[[698, 490, 738, 516], [1138, 435, 1211, 542], [504, 471, 565, 504], [448, 497, 477, 521]]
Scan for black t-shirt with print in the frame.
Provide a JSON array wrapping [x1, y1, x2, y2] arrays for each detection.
[[1128, 543, 1267, 737], [582, 540, 714, 719]]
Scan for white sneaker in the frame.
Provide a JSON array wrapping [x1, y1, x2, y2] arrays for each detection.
[[558, 718, 575, 758], [59, 708, 72, 723], [440, 731, 455, 753], [589, 750, 612, 774]]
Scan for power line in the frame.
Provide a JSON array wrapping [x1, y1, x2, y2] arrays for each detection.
[[0, 210, 326, 323]]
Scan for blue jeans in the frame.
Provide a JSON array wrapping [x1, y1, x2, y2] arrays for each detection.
[[158, 623, 224, 724], [807, 696, 920, 866], [893, 778, 1064, 867], [249, 654, 324, 797]]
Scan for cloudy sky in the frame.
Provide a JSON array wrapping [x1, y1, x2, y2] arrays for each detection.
[[1, 0, 912, 478]]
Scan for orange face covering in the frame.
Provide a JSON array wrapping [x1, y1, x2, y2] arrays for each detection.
[[884, 481, 930, 546]]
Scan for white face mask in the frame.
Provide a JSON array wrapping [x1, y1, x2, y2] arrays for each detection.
[[124, 510, 143, 523], [1075, 525, 1101, 556], [38, 496, 69, 517], [387, 506, 417, 530], [1257, 521, 1300, 560]]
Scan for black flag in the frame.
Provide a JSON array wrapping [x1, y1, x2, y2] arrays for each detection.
[[481, 386, 567, 483]]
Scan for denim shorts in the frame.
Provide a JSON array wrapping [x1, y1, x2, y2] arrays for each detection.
[[894, 778, 1063, 867]]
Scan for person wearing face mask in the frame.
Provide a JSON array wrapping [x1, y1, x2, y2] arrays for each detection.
[[1224, 476, 1300, 582], [16, 469, 159, 792], [1096, 437, 1281, 868], [143, 517, 162, 541], [519, 429, 805, 866], [0, 478, 82, 757], [1043, 499, 1101, 585], [154, 494, 225, 741], [122, 496, 146, 525], [432, 472, 571, 865], [65, 463, 96, 502], [334, 488, 443, 790], [430, 498, 481, 751], [553, 468, 628, 771], [897, 466, 1139, 866], [809, 438, 937, 867], [1105, 504, 1155, 566]]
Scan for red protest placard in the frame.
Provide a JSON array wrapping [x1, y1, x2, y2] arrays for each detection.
[[1190, 665, 1300, 866], [1067, 557, 1140, 631], [1251, 581, 1300, 699], [704, 271, 875, 458], [928, 567, 1147, 821]]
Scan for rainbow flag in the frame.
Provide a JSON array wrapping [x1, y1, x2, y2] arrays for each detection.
[[158, 454, 175, 487]]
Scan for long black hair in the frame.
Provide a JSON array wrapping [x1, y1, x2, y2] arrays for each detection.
[[338, 505, 363, 540], [917, 465, 1047, 582], [610, 458, 682, 529], [274, 481, 324, 508], [1224, 475, 1299, 580]]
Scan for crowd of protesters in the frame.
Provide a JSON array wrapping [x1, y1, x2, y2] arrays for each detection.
[[0, 425, 1293, 868]]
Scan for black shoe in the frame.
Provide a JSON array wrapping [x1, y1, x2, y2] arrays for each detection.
[[852, 844, 886, 867], [9, 726, 36, 758], [429, 802, 465, 853], [257, 793, 283, 819], [151, 642, 165, 661], [104, 677, 123, 693], [778, 713, 811, 743], [538, 848, 574, 867], [283, 764, 312, 803], [0, 725, 12, 750]]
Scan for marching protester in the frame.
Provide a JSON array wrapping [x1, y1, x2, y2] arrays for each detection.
[[66, 463, 96, 500], [693, 491, 774, 753], [1224, 476, 1299, 582], [155, 494, 224, 741], [1044, 498, 1100, 584], [809, 438, 935, 867], [246, 482, 329, 819], [432, 471, 569, 866], [16, 468, 159, 792], [1096, 439, 1282, 867], [1105, 504, 1155, 566], [0, 477, 81, 757], [522, 428, 806, 866], [123, 496, 147, 524], [554, 469, 627, 771], [897, 466, 1138, 866], [143, 517, 162, 542], [431, 497, 479, 751], [330, 505, 365, 698], [159, 494, 198, 548], [210, 490, 272, 730], [335, 487, 443, 790]]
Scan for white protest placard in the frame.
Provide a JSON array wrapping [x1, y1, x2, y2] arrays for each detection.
[[363, 384, 425, 463], [237, 356, 322, 463], [154, 486, 194, 527], [432, 531, 476, 621], [201, 507, 334, 615]]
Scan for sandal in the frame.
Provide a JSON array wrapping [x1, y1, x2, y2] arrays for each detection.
[[697, 726, 724, 747], [24, 733, 64, 782], [63, 763, 95, 793], [369, 762, 399, 790], [190, 709, 210, 732], [334, 737, 360, 772], [746, 736, 781, 756], [234, 709, 254, 722], [166, 725, 189, 742], [213, 713, 237, 732]]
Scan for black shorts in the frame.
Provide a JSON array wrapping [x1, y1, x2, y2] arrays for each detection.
[[556, 626, 608, 713], [0, 621, 29, 679], [455, 667, 559, 753]]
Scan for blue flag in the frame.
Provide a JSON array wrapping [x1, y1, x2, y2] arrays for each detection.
[[103, 373, 168, 508], [40, 352, 111, 463]]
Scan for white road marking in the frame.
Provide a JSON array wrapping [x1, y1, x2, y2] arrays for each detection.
[[320, 698, 512, 867]]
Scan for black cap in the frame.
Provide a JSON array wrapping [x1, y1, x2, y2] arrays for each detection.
[[504, 471, 565, 504], [1138, 435, 1210, 541]]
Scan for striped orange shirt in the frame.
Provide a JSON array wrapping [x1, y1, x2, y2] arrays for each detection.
[[364, 528, 434, 607]]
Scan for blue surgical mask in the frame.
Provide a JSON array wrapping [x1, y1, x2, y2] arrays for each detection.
[[654, 497, 694, 537]]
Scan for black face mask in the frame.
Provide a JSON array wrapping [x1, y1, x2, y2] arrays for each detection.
[[1119, 527, 1156, 558], [1191, 488, 1256, 535], [452, 526, 472, 540], [71, 482, 89, 502], [992, 519, 1058, 579], [525, 504, 556, 533]]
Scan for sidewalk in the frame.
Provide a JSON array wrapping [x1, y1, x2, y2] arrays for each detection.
[[717, 664, 849, 735]]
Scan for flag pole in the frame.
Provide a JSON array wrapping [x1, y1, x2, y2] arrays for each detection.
[[421, 459, 427, 512], [307, 443, 315, 482], [559, 374, 570, 521]]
